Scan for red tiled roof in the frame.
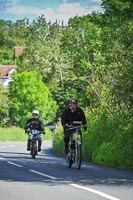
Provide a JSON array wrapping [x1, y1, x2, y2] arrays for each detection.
[[0, 65, 17, 78]]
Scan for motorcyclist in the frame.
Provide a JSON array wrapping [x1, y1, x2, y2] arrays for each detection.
[[61, 98, 87, 155], [25, 110, 45, 152]]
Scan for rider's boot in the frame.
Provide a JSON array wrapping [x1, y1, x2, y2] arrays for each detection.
[[64, 137, 69, 155], [64, 144, 69, 155], [38, 140, 42, 152], [27, 139, 31, 151]]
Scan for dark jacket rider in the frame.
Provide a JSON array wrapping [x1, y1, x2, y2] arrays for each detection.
[[61, 98, 87, 154], [25, 110, 45, 152]]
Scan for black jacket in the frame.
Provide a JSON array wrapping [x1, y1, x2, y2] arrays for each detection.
[[25, 118, 44, 132], [61, 106, 87, 130]]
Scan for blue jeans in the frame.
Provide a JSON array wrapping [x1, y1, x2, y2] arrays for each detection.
[[27, 134, 42, 150], [28, 133, 42, 141]]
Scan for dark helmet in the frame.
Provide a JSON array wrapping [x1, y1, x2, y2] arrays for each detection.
[[70, 98, 78, 104]]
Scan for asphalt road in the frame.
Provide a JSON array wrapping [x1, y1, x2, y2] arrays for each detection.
[[0, 141, 133, 200]]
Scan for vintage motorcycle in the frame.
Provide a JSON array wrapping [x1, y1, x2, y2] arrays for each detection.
[[28, 129, 43, 159]]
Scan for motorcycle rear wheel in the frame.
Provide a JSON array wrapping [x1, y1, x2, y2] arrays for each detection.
[[31, 141, 37, 159]]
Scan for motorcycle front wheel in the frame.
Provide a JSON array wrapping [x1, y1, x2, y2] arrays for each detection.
[[31, 140, 37, 159]]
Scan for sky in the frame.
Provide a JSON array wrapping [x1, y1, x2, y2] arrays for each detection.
[[0, 0, 103, 24]]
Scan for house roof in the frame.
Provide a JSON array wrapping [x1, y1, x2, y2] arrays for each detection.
[[0, 65, 17, 79]]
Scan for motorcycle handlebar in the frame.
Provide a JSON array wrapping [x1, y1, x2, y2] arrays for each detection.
[[25, 130, 45, 134]]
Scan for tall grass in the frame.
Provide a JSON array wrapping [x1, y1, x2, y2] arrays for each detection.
[[52, 121, 64, 156], [0, 127, 52, 141]]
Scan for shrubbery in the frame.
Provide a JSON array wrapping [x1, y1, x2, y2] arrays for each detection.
[[52, 121, 64, 156], [53, 110, 133, 169]]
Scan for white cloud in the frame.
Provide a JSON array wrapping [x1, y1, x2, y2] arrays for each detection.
[[56, 3, 102, 23], [58, 3, 84, 14], [88, 0, 101, 3], [4, 1, 102, 24], [41, 8, 58, 23]]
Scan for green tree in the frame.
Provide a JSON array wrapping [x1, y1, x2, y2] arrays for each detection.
[[16, 17, 75, 111], [8, 71, 58, 127], [101, 0, 133, 20]]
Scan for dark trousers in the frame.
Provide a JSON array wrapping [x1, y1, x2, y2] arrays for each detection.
[[27, 137, 42, 150], [64, 129, 82, 150]]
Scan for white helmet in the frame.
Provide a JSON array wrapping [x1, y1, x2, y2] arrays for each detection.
[[32, 110, 39, 115]]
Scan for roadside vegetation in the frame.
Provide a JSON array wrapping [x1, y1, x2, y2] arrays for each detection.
[[53, 114, 133, 170], [0, 0, 132, 169], [0, 127, 52, 141]]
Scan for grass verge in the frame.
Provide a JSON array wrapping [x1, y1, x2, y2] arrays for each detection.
[[0, 126, 52, 141]]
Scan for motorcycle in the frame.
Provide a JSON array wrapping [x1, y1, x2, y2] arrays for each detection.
[[28, 129, 42, 159]]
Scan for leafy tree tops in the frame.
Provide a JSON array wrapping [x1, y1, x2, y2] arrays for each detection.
[[8, 71, 58, 127]]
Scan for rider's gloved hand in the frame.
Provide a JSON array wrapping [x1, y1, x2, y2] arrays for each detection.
[[39, 131, 45, 135], [65, 123, 72, 128], [25, 129, 30, 134], [63, 124, 71, 130]]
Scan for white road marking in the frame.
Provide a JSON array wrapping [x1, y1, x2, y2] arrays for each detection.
[[8, 145, 16, 148], [0, 146, 6, 148], [0, 145, 15, 148], [70, 184, 121, 200], [6, 161, 57, 180], [0, 157, 4, 160], [29, 170, 57, 180], [8, 161, 23, 168]]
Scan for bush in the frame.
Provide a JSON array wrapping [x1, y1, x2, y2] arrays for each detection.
[[53, 109, 133, 169], [52, 121, 64, 157], [88, 110, 133, 169]]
